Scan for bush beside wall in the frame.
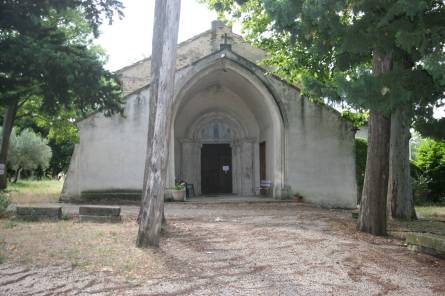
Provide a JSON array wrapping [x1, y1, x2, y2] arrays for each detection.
[[413, 139, 445, 204], [0, 191, 10, 218], [355, 138, 368, 204]]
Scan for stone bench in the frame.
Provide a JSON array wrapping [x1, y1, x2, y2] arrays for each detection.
[[406, 233, 445, 258], [16, 206, 62, 221], [79, 205, 121, 223]]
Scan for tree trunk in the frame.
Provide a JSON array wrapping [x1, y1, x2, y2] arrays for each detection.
[[0, 99, 19, 189], [358, 51, 392, 236], [136, 0, 181, 248], [13, 167, 22, 183], [387, 106, 417, 220], [137, 2, 164, 223]]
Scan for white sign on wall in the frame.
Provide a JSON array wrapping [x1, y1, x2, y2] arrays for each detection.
[[0, 163, 5, 175]]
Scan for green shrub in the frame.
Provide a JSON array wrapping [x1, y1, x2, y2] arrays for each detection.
[[355, 138, 368, 203], [410, 161, 423, 179], [0, 191, 10, 218], [413, 139, 445, 203], [0, 127, 52, 181], [412, 175, 431, 205]]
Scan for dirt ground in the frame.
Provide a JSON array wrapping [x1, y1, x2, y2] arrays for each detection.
[[1, 202, 444, 295]]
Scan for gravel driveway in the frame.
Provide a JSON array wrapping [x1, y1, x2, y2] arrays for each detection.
[[1, 202, 444, 295]]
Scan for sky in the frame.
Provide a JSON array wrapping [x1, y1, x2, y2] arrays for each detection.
[[96, 0, 225, 71], [96, 0, 444, 118]]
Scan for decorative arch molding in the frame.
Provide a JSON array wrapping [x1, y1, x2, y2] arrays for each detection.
[[178, 110, 256, 196], [173, 50, 288, 128], [172, 52, 287, 129], [187, 111, 249, 141], [168, 50, 287, 198]]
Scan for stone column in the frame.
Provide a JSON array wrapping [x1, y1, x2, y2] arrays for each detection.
[[194, 143, 202, 195], [181, 140, 200, 194], [231, 141, 240, 194], [166, 130, 176, 190], [240, 141, 254, 196]]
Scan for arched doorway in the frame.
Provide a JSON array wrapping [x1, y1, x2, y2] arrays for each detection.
[[169, 57, 285, 198], [179, 111, 255, 195]]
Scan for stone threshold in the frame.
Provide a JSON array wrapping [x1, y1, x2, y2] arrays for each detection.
[[182, 196, 299, 204]]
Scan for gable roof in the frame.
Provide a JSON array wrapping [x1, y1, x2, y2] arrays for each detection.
[[115, 24, 268, 96]]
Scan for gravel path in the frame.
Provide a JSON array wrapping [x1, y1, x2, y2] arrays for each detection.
[[1, 202, 444, 295]]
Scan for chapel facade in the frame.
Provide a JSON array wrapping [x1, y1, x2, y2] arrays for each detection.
[[61, 21, 357, 208]]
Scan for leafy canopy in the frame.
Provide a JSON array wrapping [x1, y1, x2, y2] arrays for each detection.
[[413, 138, 445, 202], [203, 0, 445, 136], [341, 110, 369, 128], [11, 107, 76, 176], [0, 0, 125, 117], [200, 0, 335, 100], [0, 128, 52, 172]]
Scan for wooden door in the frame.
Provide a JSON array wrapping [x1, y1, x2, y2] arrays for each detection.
[[201, 144, 232, 194]]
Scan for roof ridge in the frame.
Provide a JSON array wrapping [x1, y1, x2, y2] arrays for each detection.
[[115, 29, 245, 74]]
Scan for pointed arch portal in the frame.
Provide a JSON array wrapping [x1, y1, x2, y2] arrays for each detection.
[[168, 55, 286, 198]]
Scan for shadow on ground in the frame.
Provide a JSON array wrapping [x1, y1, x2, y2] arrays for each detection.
[[1, 202, 444, 295]]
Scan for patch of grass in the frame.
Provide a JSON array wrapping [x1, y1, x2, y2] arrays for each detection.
[[70, 258, 90, 269], [416, 206, 445, 221], [0, 220, 166, 280], [7, 180, 63, 204], [390, 219, 445, 237], [61, 213, 71, 221], [0, 238, 5, 264], [0, 191, 10, 217], [3, 220, 18, 229]]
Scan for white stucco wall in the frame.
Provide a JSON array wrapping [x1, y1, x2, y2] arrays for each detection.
[[277, 86, 357, 208], [61, 89, 150, 201], [62, 22, 357, 208]]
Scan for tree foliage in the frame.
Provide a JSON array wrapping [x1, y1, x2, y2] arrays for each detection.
[[203, 0, 445, 231], [0, 0, 125, 188], [47, 139, 74, 176], [413, 138, 445, 202], [0, 190, 9, 218], [202, 0, 445, 129], [0, 1, 125, 116], [355, 138, 368, 203], [1, 128, 52, 174], [200, 0, 335, 101], [342, 110, 369, 128]]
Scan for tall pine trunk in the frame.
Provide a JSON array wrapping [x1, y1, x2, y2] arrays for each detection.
[[387, 106, 417, 220], [136, 0, 181, 248], [137, 2, 164, 223], [358, 51, 392, 236], [0, 99, 19, 189]]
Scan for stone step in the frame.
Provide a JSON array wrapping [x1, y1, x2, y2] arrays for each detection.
[[16, 206, 62, 221], [406, 233, 445, 258], [79, 205, 121, 217], [79, 215, 122, 223]]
